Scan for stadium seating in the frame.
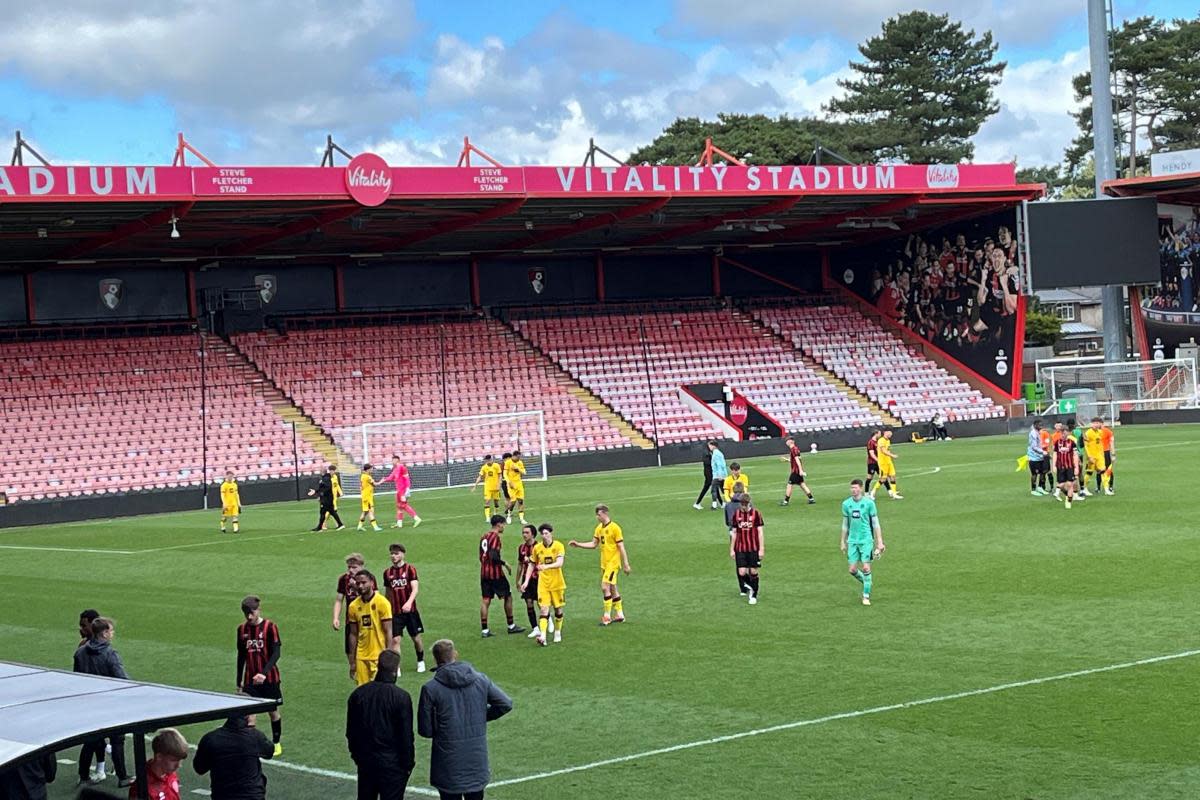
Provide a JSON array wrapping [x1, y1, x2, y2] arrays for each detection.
[[0, 334, 325, 502], [751, 304, 1005, 424], [231, 317, 632, 466], [510, 306, 882, 444]]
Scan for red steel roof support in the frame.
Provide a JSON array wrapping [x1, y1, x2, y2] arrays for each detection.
[[57, 201, 196, 259], [504, 197, 670, 251]]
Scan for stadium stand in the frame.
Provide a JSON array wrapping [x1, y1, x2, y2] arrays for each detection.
[[0, 331, 325, 502], [510, 303, 884, 444], [231, 315, 636, 465], [751, 303, 1005, 424]]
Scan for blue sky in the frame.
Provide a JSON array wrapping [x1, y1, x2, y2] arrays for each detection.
[[0, 1, 1193, 168]]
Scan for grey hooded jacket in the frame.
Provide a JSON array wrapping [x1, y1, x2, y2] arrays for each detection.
[[417, 660, 512, 793], [72, 638, 128, 680]]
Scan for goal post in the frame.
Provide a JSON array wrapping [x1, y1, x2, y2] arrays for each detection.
[[1043, 357, 1198, 420], [331, 410, 547, 497]]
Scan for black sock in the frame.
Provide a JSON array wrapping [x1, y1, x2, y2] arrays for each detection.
[[416, 649, 424, 662], [805, 490, 813, 499], [526, 606, 537, 627], [506, 613, 515, 627], [750, 575, 760, 594], [480, 619, 489, 631], [737, 570, 745, 592], [271, 719, 281, 744]]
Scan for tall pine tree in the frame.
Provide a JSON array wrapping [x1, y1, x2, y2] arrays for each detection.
[[826, 11, 1005, 163]]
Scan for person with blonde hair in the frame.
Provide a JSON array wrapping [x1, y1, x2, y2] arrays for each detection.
[[132, 728, 188, 800]]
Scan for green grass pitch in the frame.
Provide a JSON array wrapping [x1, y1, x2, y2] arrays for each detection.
[[2, 426, 1198, 799]]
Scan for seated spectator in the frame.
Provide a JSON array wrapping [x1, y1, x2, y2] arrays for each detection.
[[0, 751, 56, 800]]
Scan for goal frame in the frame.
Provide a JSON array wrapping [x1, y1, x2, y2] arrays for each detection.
[[359, 410, 548, 491]]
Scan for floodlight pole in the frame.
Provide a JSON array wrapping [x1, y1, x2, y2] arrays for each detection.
[[1088, 0, 1128, 368]]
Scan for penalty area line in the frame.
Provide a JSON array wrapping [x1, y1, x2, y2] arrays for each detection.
[[485, 647, 1200, 790]]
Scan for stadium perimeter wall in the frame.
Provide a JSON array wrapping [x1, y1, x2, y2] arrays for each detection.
[[0, 417, 1011, 528]]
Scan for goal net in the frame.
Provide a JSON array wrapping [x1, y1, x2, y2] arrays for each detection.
[[1043, 358, 1198, 419], [331, 411, 547, 497]]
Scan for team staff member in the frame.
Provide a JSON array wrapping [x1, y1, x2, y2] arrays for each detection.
[[193, 715, 273, 800], [309, 465, 345, 531], [346, 650, 415, 800], [347, 571, 395, 686]]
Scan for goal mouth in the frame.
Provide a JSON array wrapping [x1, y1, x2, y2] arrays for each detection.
[[331, 411, 547, 496]]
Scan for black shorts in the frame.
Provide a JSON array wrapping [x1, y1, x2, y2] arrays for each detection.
[[788, 473, 806, 486], [1104, 452, 1112, 469], [481, 577, 511, 599], [1056, 467, 1075, 484], [393, 610, 424, 638], [735, 551, 761, 569], [242, 682, 283, 704], [521, 577, 539, 601], [867, 463, 879, 476]]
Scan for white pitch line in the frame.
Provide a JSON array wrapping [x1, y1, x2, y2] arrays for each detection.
[[234, 648, 1199, 796], [190, 790, 211, 796], [483, 647, 1200, 789], [136, 532, 312, 553], [261, 758, 438, 796], [0, 544, 136, 554]]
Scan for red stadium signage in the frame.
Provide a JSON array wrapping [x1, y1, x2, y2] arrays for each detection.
[[0, 162, 1017, 201], [0, 165, 193, 199]]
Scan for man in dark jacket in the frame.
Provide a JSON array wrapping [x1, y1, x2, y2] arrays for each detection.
[[72, 617, 131, 788], [308, 465, 344, 531], [0, 751, 56, 800], [193, 716, 274, 800], [347, 650, 415, 800], [417, 639, 512, 800]]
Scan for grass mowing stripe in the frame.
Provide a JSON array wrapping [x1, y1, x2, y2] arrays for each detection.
[[487, 648, 1200, 789]]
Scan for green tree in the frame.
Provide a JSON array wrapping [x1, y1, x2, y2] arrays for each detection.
[[1016, 164, 1068, 200], [627, 113, 869, 166], [1024, 304, 1063, 347], [1067, 16, 1200, 179], [825, 11, 1005, 163]]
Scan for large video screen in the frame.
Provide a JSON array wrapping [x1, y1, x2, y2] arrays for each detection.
[[1027, 196, 1160, 290], [836, 209, 1021, 396]]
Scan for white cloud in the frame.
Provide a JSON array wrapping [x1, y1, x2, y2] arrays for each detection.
[[974, 47, 1089, 165], [666, 0, 1082, 47]]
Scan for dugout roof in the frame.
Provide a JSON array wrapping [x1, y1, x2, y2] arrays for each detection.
[[0, 161, 1040, 266], [1104, 171, 1200, 206], [0, 661, 276, 770]]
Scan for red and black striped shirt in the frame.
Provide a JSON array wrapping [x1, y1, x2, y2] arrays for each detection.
[[788, 445, 804, 475], [1054, 437, 1078, 471], [337, 571, 375, 602], [732, 507, 764, 552], [866, 435, 879, 464], [480, 530, 505, 580], [518, 541, 534, 580], [383, 563, 419, 613], [236, 618, 281, 686]]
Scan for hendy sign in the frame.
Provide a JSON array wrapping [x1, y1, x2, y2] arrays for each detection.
[[0, 158, 1017, 204]]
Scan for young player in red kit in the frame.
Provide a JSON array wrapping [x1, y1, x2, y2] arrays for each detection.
[[129, 729, 189, 800], [479, 515, 525, 637], [730, 494, 766, 604], [236, 596, 283, 756], [333, 553, 376, 656], [1052, 424, 1082, 509], [378, 455, 422, 528], [865, 430, 881, 490], [383, 543, 426, 674], [779, 437, 815, 506]]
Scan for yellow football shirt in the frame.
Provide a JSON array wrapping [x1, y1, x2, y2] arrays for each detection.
[[594, 520, 624, 571], [478, 463, 501, 491], [347, 592, 392, 661], [506, 458, 526, 486], [220, 480, 239, 506], [361, 473, 375, 503], [723, 471, 749, 497], [532, 540, 566, 591], [877, 438, 895, 462], [1083, 429, 1104, 461]]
